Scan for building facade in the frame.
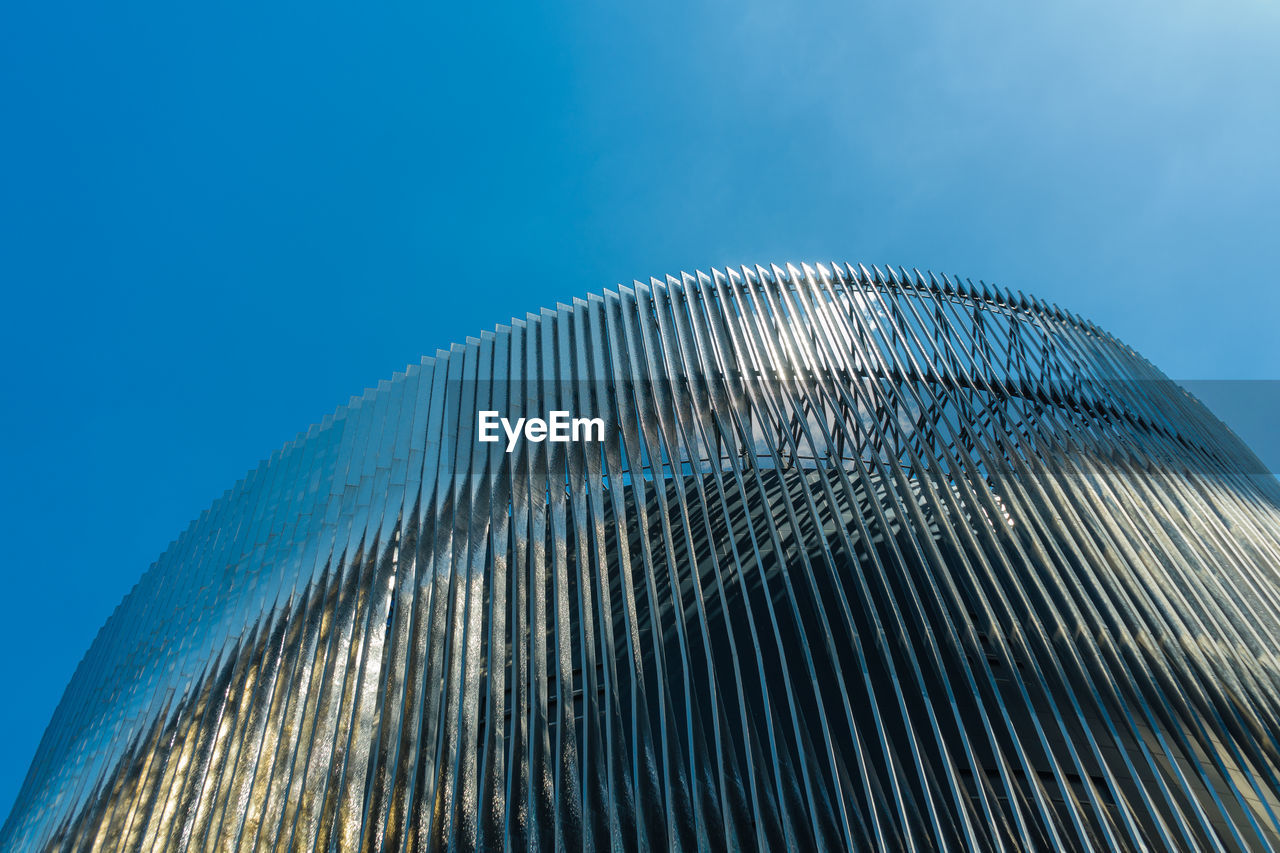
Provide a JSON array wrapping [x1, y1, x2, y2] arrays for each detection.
[[5, 263, 1280, 851]]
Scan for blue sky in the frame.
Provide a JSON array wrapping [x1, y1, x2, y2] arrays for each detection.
[[1, 0, 1278, 819]]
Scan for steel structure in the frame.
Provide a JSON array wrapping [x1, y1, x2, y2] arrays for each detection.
[[5, 263, 1280, 851]]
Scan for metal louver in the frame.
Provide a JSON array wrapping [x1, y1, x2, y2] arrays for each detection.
[[6, 262, 1280, 851]]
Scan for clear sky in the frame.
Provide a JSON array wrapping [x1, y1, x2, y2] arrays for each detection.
[[1, 0, 1278, 820]]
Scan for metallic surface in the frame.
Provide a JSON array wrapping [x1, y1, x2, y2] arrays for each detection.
[[5, 262, 1280, 851]]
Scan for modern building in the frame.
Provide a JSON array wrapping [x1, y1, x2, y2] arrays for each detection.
[[5, 263, 1280, 851]]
